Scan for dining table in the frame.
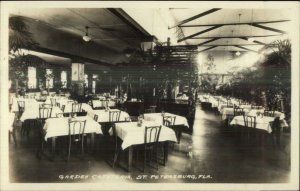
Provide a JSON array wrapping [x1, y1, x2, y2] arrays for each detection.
[[143, 112, 189, 128], [43, 115, 103, 160], [230, 115, 288, 133], [113, 120, 177, 171], [87, 109, 131, 123]]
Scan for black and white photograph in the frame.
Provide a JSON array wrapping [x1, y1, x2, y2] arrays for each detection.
[[0, 1, 299, 190]]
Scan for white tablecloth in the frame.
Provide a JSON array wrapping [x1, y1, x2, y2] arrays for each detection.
[[143, 112, 189, 128], [230, 115, 288, 133], [11, 98, 39, 112], [61, 102, 92, 113], [92, 100, 116, 108], [43, 116, 102, 141], [114, 121, 177, 150], [247, 110, 285, 120], [20, 106, 63, 121], [87, 109, 130, 123]]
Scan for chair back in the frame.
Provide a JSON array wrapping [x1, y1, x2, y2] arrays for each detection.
[[144, 126, 162, 144], [101, 100, 109, 108], [17, 101, 25, 112], [264, 110, 275, 117], [94, 114, 99, 122], [50, 98, 56, 107], [39, 107, 52, 119], [163, 116, 176, 127], [68, 119, 86, 142], [39, 103, 51, 108], [72, 103, 82, 112], [271, 117, 281, 133], [234, 107, 244, 116], [109, 110, 121, 122], [243, 115, 256, 128], [61, 105, 66, 112]]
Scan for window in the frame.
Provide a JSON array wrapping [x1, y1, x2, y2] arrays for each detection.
[[84, 74, 88, 88], [45, 69, 54, 88], [61, 71, 67, 88], [28, 67, 37, 89]]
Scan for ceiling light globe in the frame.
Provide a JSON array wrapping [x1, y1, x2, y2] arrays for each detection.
[[83, 35, 91, 42]]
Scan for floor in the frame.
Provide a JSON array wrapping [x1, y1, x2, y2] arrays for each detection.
[[8, 104, 291, 183]]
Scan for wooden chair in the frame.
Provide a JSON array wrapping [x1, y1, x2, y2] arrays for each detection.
[[39, 107, 53, 120], [17, 101, 25, 118], [243, 115, 256, 143], [139, 125, 162, 172], [271, 117, 282, 147], [72, 103, 82, 112], [94, 114, 99, 122], [50, 98, 56, 107], [61, 105, 66, 112], [66, 119, 87, 161], [234, 107, 244, 116], [264, 110, 275, 117], [109, 110, 121, 122]]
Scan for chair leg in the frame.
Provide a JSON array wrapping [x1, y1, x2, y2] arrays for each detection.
[[67, 138, 71, 162], [113, 149, 119, 168]]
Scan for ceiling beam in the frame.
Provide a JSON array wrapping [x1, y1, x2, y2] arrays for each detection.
[[180, 19, 290, 27], [169, 8, 221, 29], [107, 8, 152, 38], [198, 46, 218, 52], [191, 34, 281, 39], [177, 25, 223, 42], [32, 46, 113, 68], [239, 37, 267, 46], [197, 38, 221, 46], [200, 44, 263, 46], [234, 45, 258, 53], [250, 23, 287, 34]]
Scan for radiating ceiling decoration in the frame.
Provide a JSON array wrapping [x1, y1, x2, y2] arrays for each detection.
[[169, 8, 291, 53]]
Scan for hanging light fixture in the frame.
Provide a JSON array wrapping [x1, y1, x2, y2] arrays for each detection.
[[83, 26, 91, 42], [248, 9, 255, 42], [236, 14, 241, 56]]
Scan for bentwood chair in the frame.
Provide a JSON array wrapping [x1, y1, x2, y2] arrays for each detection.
[[61, 105, 66, 112], [17, 101, 25, 118], [234, 107, 244, 116], [94, 114, 99, 122], [66, 119, 87, 161], [271, 117, 282, 147], [109, 110, 121, 122], [36, 106, 53, 159], [72, 103, 82, 113], [106, 111, 122, 168], [243, 115, 257, 144], [50, 98, 57, 107], [139, 125, 162, 172], [264, 110, 275, 117], [163, 115, 180, 145]]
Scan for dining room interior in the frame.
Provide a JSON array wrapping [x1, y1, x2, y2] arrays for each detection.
[[3, 3, 298, 186]]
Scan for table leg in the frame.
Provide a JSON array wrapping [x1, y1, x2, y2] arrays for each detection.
[[51, 137, 56, 161], [127, 147, 133, 172], [164, 142, 169, 165], [91, 133, 95, 153]]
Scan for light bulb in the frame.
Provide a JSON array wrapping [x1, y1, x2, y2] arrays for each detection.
[[83, 35, 91, 42]]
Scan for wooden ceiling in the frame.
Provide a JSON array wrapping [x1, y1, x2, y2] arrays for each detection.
[[169, 8, 292, 52]]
